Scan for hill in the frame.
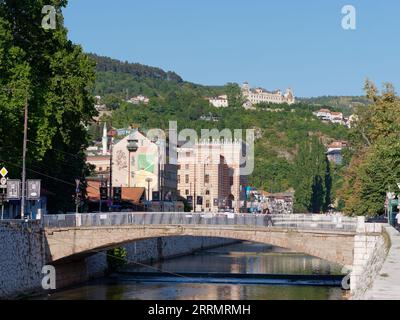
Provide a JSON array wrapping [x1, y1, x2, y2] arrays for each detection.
[[89, 54, 353, 212], [298, 96, 372, 115], [89, 54, 224, 103]]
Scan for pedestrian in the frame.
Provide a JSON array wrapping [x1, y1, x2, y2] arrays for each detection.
[[264, 209, 273, 227], [396, 212, 400, 230]]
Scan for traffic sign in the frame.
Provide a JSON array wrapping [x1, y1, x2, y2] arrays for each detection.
[[113, 187, 122, 201], [7, 180, 21, 200], [27, 180, 41, 200], [100, 186, 108, 200], [0, 178, 6, 189], [152, 191, 160, 201], [0, 167, 8, 177]]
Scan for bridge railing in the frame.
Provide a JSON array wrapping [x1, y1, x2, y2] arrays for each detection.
[[42, 212, 358, 232]]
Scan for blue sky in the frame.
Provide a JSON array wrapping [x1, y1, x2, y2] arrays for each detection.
[[63, 0, 400, 97]]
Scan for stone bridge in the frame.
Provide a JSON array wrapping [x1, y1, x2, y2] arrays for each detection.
[[42, 212, 388, 293], [43, 213, 359, 266]]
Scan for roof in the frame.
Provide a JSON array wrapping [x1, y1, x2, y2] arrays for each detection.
[[318, 109, 331, 113], [86, 155, 111, 161], [122, 187, 146, 204], [260, 191, 294, 198], [86, 179, 145, 204]]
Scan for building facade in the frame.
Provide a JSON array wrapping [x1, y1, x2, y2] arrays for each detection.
[[314, 108, 345, 125], [241, 82, 295, 106], [208, 95, 229, 108], [176, 140, 247, 212], [112, 129, 178, 201]]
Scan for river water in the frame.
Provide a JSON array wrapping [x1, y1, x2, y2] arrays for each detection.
[[39, 242, 345, 300]]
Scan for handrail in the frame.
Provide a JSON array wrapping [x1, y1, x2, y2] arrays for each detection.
[[41, 212, 358, 232]]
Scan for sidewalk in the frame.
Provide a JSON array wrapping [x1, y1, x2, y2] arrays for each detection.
[[364, 226, 400, 300]]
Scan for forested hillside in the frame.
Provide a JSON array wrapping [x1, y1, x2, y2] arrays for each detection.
[[90, 54, 224, 104], [90, 54, 353, 213], [298, 96, 372, 115]]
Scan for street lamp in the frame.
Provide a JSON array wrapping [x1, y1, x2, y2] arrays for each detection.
[[126, 135, 138, 187], [1, 87, 29, 220], [145, 177, 152, 202]]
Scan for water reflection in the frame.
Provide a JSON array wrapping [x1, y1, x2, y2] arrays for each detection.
[[39, 242, 345, 300]]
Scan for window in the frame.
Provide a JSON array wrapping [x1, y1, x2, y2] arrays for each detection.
[[206, 190, 210, 195], [185, 164, 189, 170], [177, 175, 180, 184], [204, 174, 210, 184], [98, 167, 103, 171], [185, 189, 189, 195], [186, 152, 191, 157], [185, 175, 189, 184], [206, 200, 210, 208]]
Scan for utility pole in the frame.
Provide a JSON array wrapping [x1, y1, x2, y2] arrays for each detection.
[[109, 137, 113, 211], [21, 93, 28, 219]]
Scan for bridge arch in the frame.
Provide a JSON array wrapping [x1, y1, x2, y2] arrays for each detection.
[[44, 225, 355, 266]]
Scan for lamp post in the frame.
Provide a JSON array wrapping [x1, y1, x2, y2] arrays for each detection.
[[145, 177, 152, 202], [1, 87, 29, 219], [108, 137, 114, 211], [126, 135, 138, 187]]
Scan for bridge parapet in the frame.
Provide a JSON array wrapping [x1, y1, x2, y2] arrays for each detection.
[[42, 212, 358, 233]]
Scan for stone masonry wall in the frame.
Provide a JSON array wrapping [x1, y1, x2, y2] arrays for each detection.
[[0, 221, 45, 299], [0, 221, 235, 299], [47, 236, 236, 292], [123, 236, 237, 265], [350, 219, 389, 298], [361, 226, 400, 300]]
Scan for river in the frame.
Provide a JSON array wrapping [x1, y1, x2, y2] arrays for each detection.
[[38, 242, 346, 300]]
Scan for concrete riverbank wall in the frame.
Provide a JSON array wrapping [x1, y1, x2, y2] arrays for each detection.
[[0, 221, 236, 299], [352, 226, 400, 300], [350, 220, 394, 299]]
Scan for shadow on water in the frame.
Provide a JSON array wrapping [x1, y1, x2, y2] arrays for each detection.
[[35, 242, 346, 300]]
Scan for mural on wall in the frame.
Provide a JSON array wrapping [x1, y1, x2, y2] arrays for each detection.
[[115, 150, 128, 171], [138, 154, 155, 173]]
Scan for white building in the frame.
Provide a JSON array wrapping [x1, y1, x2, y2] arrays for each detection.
[[314, 109, 344, 125], [127, 95, 150, 105], [112, 129, 177, 201], [209, 95, 229, 108], [241, 82, 295, 106], [316, 109, 332, 120]]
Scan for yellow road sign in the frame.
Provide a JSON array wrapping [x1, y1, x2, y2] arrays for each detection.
[[0, 167, 8, 177]]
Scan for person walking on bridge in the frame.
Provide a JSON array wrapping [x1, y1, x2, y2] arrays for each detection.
[[396, 212, 400, 231]]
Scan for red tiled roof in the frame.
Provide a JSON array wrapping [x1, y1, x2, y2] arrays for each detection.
[[122, 187, 145, 204], [86, 180, 145, 204]]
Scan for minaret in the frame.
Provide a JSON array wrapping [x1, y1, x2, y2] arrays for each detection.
[[102, 122, 108, 155]]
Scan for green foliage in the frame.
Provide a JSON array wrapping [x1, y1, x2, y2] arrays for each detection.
[[0, 0, 96, 212], [89, 53, 183, 83], [340, 81, 400, 217], [105, 85, 347, 212], [107, 247, 127, 272], [299, 96, 372, 116], [225, 82, 245, 109], [291, 137, 331, 213]]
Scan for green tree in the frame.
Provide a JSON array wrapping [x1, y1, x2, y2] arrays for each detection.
[[107, 247, 127, 273], [225, 82, 245, 109], [292, 137, 330, 213], [340, 81, 400, 216], [0, 0, 96, 212]]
